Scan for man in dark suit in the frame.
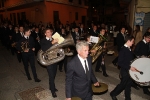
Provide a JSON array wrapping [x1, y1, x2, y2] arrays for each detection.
[[31, 27, 41, 56], [134, 32, 150, 95], [58, 28, 68, 72], [16, 27, 41, 82], [40, 28, 58, 98], [90, 25, 99, 37], [15, 26, 24, 63], [71, 26, 80, 44], [66, 41, 99, 100], [110, 36, 137, 100], [112, 26, 126, 67]]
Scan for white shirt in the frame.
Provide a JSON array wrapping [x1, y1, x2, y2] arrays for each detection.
[[24, 36, 29, 39], [124, 44, 131, 51], [46, 37, 52, 41], [77, 54, 89, 73], [143, 39, 147, 44], [20, 32, 24, 37]]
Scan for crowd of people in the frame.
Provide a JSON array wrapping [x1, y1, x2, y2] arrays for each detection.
[[0, 20, 150, 100]]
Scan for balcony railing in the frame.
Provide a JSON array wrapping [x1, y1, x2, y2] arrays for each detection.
[[46, 0, 88, 8], [0, 0, 43, 10]]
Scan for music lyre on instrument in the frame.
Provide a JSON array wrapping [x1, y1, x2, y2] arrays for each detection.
[[92, 82, 108, 95], [129, 58, 150, 86]]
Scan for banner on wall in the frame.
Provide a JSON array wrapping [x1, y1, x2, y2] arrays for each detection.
[[134, 12, 145, 26]]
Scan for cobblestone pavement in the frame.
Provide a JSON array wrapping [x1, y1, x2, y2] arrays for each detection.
[[0, 43, 149, 100]]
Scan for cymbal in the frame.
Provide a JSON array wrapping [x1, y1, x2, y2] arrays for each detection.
[[72, 97, 81, 100], [92, 82, 108, 94]]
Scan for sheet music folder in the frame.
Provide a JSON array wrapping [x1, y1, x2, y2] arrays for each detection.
[[52, 32, 65, 44]]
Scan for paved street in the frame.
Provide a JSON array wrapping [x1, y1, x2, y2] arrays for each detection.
[[0, 42, 149, 100]]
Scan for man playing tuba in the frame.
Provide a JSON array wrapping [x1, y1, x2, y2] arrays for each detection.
[[94, 28, 109, 77], [40, 28, 59, 98]]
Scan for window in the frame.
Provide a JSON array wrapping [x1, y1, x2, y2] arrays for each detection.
[[10, 13, 12, 20], [13, 13, 16, 25], [1, 0, 4, 7], [0, 14, 3, 22], [79, 0, 81, 4], [69, 0, 73, 2], [84, 0, 88, 6], [21, 12, 26, 20], [53, 11, 59, 22], [75, 12, 78, 20]]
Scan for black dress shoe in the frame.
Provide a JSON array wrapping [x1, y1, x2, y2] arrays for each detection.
[[95, 70, 102, 72], [103, 74, 109, 77], [112, 62, 117, 66], [110, 93, 118, 100], [34, 78, 41, 82], [144, 91, 150, 95], [59, 70, 63, 72], [132, 85, 139, 90], [28, 77, 32, 80], [55, 89, 58, 92], [52, 92, 57, 98]]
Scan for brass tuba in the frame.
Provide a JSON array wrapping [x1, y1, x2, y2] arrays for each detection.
[[37, 33, 75, 66], [90, 35, 107, 63]]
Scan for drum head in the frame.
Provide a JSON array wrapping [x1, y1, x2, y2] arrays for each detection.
[[129, 58, 150, 83], [92, 82, 108, 94], [72, 97, 81, 100]]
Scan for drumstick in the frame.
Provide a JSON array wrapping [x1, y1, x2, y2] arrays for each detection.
[[135, 68, 143, 75]]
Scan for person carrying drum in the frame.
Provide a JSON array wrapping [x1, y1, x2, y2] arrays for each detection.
[[110, 35, 137, 100], [134, 32, 150, 96]]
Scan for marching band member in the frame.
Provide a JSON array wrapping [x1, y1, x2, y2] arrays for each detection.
[[112, 26, 126, 67], [110, 35, 136, 100], [16, 27, 41, 82], [134, 32, 150, 96], [40, 28, 58, 98], [95, 28, 108, 77]]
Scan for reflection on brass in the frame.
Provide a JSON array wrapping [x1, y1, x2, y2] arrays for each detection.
[[21, 41, 29, 52]]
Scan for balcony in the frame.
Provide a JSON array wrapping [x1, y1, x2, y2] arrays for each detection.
[[0, 0, 43, 11]]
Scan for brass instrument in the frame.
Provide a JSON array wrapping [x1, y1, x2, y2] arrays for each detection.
[[37, 33, 75, 66], [90, 35, 107, 63], [11, 42, 17, 47], [21, 41, 29, 52]]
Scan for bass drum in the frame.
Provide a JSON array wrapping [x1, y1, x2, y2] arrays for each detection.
[[129, 57, 150, 86]]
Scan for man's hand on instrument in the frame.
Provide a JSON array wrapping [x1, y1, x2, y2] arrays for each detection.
[[90, 50, 96, 54], [32, 48, 35, 51], [94, 82, 99, 86], [66, 98, 71, 100], [24, 49, 29, 52], [52, 38, 59, 44], [130, 67, 137, 72]]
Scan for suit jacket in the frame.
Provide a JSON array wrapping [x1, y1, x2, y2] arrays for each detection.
[[71, 32, 80, 44], [66, 55, 97, 98], [90, 29, 99, 37], [116, 33, 125, 51], [40, 37, 53, 51], [118, 46, 134, 71], [16, 32, 23, 42], [134, 40, 150, 57]]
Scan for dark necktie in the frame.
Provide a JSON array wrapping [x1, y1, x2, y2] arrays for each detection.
[[84, 60, 89, 80]]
